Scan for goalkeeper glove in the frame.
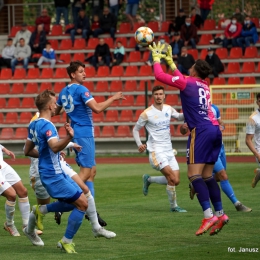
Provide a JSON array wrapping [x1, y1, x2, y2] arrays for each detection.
[[164, 45, 177, 71], [148, 42, 165, 63]]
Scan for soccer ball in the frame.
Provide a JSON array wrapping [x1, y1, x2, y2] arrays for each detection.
[[173, 149, 178, 156], [135, 26, 154, 47]]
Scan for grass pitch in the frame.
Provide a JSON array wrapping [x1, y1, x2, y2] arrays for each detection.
[[0, 162, 259, 260]]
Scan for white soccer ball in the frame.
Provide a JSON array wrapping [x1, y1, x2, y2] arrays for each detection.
[[173, 149, 178, 156], [135, 26, 154, 47]]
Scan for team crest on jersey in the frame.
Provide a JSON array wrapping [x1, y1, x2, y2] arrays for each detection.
[[165, 113, 169, 117], [172, 76, 179, 83], [85, 92, 90, 97], [46, 130, 52, 137]]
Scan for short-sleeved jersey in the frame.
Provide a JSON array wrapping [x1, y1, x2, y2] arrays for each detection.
[[136, 104, 184, 152], [246, 110, 260, 151], [153, 64, 219, 130], [27, 118, 62, 175], [57, 83, 94, 138]]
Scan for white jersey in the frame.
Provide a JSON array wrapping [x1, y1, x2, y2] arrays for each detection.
[[135, 104, 184, 152], [246, 110, 260, 152]]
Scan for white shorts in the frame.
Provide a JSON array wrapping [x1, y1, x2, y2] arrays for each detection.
[[149, 150, 179, 171]]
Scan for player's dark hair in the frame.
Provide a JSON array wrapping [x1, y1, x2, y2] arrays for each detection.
[[35, 89, 56, 111], [194, 59, 212, 80], [256, 93, 260, 100], [67, 61, 85, 79], [152, 85, 164, 93]]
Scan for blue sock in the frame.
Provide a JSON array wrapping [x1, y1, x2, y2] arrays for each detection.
[[46, 201, 75, 213], [86, 181, 95, 197], [220, 179, 238, 204], [65, 208, 85, 239]]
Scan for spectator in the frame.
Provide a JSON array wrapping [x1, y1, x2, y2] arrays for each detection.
[[205, 47, 224, 77], [233, 7, 244, 24], [190, 7, 203, 29], [54, 0, 70, 25], [107, 0, 122, 17], [125, 0, 140, 30], [168, 8, 186, 35], [237, 16, 259, 53], [29, 24, 47, 54], [180, 16, 198, 49], [177, 46, 195, 75], [35, 42, 56, 68], [91, 0, 105, 18], [0, 38, 15, 69], [93, 7, 117, 40], [11, 38, 31, 74], [111, 40, 125, 66], [13, 23, 32, 46], [91, 38, 110, 70], [169, 32, 184, 60], [70, 9, 90, 45], [197, 0, 215, 23], [72, 0, 86, 24], [35, 8, 51, 34], [222, 16, 242, 48]]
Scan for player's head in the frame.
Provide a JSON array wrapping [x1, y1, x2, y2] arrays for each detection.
[[152, 85, 165, 105], [190, 59, 211, 80], [256, 93, 260, 106], [35, 89, 56, 116], [67, 61, 86, 84]]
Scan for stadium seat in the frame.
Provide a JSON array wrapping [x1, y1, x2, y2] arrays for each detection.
[[73, 53, 85, 62], [32, 53, 41, 59], [105, 110, 119, 122], [215, 48, 228, 59], [104, 38, 114, 48], [226, 62, 240, 73], [202, 19, 216, 30], [124, 66, 138, 76], [227, 77, 240, 85], [121, 95, 134, 106], [198, 34, 213, 45], [0, 98, 6, 108], [212, 77, 226, 85], [48, 39, 59, 50], [93, 96, 105, 103], [54, 68, 68, 78], [7, 98, 20, 108], [133, 22, 145, 32], [243, 77, 256, 84], [111, 66, 124, 77], [118, 22, 131, 33], [119, 110, 133, 122], [222, 124, 237, 136], [1, 128, 14, 139], [58, 127, 67, 138], [128, 51, 141, 62], [50, 25, 63, 36], [40, 68, 53, 79], [139, 80, 151, 91], [116, 125, 132, 137], [133, 109, 143, 121], [97, 66, 110, 77], [158, 35, 170, 43], [94, 126, 101, 137], [110, 81, 122, 92], [135, 95, 146, 106], [141, 51, 150, 62], [51, 114, 61, 123], [54, 82, 65, 93], [147, 21, 159, 32], [160, 21, 171, 32], [26, 26, 35, 32], [0, 68, 12, 79], [85, 67, 96, 77], [125, 80, 137, 91], [127, 37, 137, 48], [83, 81, 94, 92], [102, 126, 115, 137], [93, 112, 104, 122], [153, 80, 167, 89], [241, 62, 255, 73], [139, 65, 153, 76], [165, 94, 180, 105], [229, 47, 243, 59], [211, 93, 223, 105], [224, 107, 239, 120], [187, 49, 198, 60], [0, 113, 4, 124], [19, 112, 32, 123], [27, 68, 40, 79], [10, 83, 24, 94], [39, 82, 52, 92], [9, 26, 21, 37], [243, 46, 257, 58], [96, 81, 109, 92], [115, 37, 127, 47], [59, 53, 71, 64], [13, 68, 26, 79], [5, 112, 18, 124], [86, 38, 99, 49], [0, 83, 10, 94], [21, 97, 35, 108], [72, 38, 86, 49], [251, 17, 259, 28], [14, 128, 28, 139], [59, 39, 72, 50]]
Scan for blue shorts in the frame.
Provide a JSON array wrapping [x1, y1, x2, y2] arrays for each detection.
[[40, 172, 82, 203], [213, 144, 226, 174], [187, 125, 222, 164], [125, 4, 138, 16], [74, 137, 96, 168]]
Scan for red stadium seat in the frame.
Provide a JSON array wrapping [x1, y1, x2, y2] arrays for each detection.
[[226, 62, 240, 73], [135, 95, 146, 106], [27, 68, 40, 79], [104, 38, 114, 48], [251, 17, 259, 28], [93, 96, 105, 103], [5, 112, 18, 124], [105, 110, 119, 122], [227, 77, 240, 85], [19, 112, 33, 123], [133, 109, 143, 121], [21, 97, 35, 108], [127, 37, 137, 48], [202, 19, 216, 30], [13, 68, 26, 79], [121, 95, 134, 106], [110, 81, 122, 92], [86, 38, 99, 49], [116, 125, 131, 137], [0, 113, 4, 124], [97, 66, 110, 77], [118, 22, 131, 33], [198, 34, 213, 45], [141, 51, 150, 62], [147, 21, 159, 32], [7, 98, 20, 108], [72, 38, 86, 49], [224, 107, 239, 120], [160, 21, 171, 32], [59, 53, 71, 64], [165, 94, 180, 105], [215, 48, 228, 59], [241, 62, 255, 73], [229, 47, 242, 59], [10, 83, 24, 94], [211, 93, 223, 105], [243, 77, 256, 84], [59, 39, 72, 50], [93, 112, 104, 122], [124, 66, 138, 76], [83, 81, 94, 92], [54, 82, 65, 93], [96, 81, 109, 92], [27, 26, 36, 33], [139, 80, 151, 91], [94, 126, 101, 137], [244, 46, 257, 58], [54, 68, 68, 78], [133, 22, 145, 32], [125, 80, 137, 91], [40, 68, 53, 79], [0, 68, 12, 80], [212, 78, 226, 85], [1, 128, 14, 139], [39, 82, 52, 92], [9, 26, 21, 37], [48, 39, 59, 50], [111, 66, 124, 77], [58, 127, 67, 138], [0, 83, 10, 94], [187, 49, 198, 60], [119, 110, 133, 122], [50, 25, 63, 36], [0, 98, 6, 108], [14, 128, 28, 139], [139, 65, 153, 76], [85, 67, 96, 77], [73, 53, 85, 62], [128, 51, 141, 62], [52, 114, 61, 123], [102, 126, 115, 137]]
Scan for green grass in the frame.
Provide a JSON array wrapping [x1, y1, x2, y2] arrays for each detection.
[[1, 162, 260, 260]]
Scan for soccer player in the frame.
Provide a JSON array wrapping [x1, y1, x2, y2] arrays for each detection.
[[149, 42, 229, 236], [185, 104, 252, 212], [0, 145, 30, 236], [133, 85, 187, 213], [55, 61, 125, 220], [24, 90, 115, 253], [245, 93, 260, 188]]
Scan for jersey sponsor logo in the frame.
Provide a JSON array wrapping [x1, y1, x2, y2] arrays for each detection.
[[165, 113, 169, 117], [46, 130, 52, 137], [172, 76, 179, 83], [85, 91, 90, 97]]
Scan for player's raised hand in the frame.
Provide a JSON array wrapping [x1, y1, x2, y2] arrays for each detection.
[[112, 92, 126, 101], [73, 142, 82, 152], [164, 45, 177, 71], [64, 122, 74, 138], [138, 144, 147, 153], [148, 41, 166, 63]]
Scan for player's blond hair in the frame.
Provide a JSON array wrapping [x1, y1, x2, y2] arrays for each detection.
[[35, 89, 56, 111]]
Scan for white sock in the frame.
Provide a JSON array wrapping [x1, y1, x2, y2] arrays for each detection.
[[5, 200, 16, 225], [166, 185, 177, 208], [62, 236, 72, 244], [234, 201, 240, 206], [203, 208, 213, 219], [85, 192, 101, 230], [39, 205, 48, 214], [215, 209, 224, 217], [18, 197, 30, 227], [26, 212, 36, 233], [149, 176, 167, 185]]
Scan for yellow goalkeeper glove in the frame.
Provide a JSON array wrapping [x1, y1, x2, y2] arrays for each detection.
[[148, 41, 165, 63], [164, 45, 177, 71]]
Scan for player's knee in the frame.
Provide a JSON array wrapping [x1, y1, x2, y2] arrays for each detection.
[[16, 186, 28, 198], [217, 170, 228, 180]]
